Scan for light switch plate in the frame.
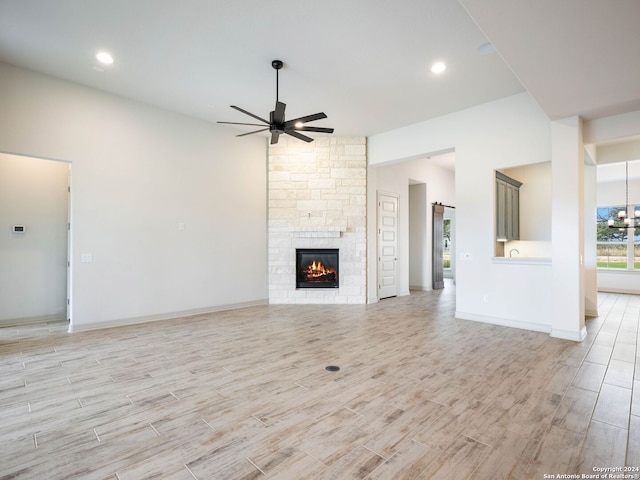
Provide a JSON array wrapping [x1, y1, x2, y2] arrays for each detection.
[[81, 253, 92, 263]]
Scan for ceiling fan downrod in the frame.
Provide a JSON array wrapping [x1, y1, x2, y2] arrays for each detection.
[[272, 59, 283, 104]]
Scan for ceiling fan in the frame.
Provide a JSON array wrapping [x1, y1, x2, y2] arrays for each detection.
[[218, 60, 334, 145]]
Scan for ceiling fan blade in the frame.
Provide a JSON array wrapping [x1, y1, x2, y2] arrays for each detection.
[[285, 130, 314, 143], [270, 131, 281, 144], [284, 112, 327, 127], [230, 105, 269, 124], [237, 128, 269, 137], [273, 101, 286, 124], [218, 121, 268, 127], [293, 126, 334, 134]]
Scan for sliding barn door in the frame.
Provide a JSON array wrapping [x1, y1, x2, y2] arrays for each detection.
[[432, 203, 444, 290]]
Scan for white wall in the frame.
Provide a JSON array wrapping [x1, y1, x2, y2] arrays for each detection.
[[550, 117, 587, 341], [597, 177, 640, 205], [584, 160, 598, 316], [370, 157, 455, 298], [0, 153, 69, 324], [0, 62, 268, 331], [369, 93, 558, 334]]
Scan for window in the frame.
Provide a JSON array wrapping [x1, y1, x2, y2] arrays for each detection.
[[597, 205, 640, 269]]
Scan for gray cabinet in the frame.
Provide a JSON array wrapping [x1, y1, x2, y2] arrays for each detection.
[[496, 172, 522, 241]]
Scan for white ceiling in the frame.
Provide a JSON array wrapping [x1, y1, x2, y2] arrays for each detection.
[[0, 0, 638, 141], [459, 0, 640, 121]]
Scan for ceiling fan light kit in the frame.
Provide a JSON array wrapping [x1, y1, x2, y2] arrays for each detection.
[[218, 60, 334, 145]]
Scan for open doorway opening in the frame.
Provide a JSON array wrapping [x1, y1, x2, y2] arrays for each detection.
[[409, 182, 427, 291], [372, 150, 455, 300], [0, 152, 70, 326]]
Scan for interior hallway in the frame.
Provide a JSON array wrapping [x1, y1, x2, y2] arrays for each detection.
[[0, 287, 638, 479]]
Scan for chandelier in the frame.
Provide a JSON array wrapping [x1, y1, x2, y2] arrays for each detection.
[[608, 161, 639, 229]]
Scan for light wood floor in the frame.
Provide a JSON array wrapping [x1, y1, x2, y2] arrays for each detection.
[[1, 286, 639, 479]]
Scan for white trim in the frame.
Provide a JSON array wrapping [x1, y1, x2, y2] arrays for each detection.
[[551, 326, 587, 342], [67, 299, 268, 333], [597, 269, 640, 294], [597, 287, 640, 295], [457, 311, 587, 342], [597, 268, 640, 274], [491, 257, 551, 266], [455, 311, 551, 334], [0, 314, 66, 327], [409, 285, 431, 292]]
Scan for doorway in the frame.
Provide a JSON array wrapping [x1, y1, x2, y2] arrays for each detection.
[[0, 152, 70, 326], [432, 203, 455, 290]]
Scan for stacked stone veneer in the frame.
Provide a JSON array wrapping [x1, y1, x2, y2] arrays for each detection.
[[268, 135, 367, 304]]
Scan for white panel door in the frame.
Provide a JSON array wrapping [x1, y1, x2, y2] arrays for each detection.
[[378, 192, 398, 299]]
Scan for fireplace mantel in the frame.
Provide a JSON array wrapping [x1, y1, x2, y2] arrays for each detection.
[[270, 226, 346, 238]]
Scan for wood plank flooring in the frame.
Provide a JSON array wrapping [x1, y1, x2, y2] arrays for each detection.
[[1, 286, 639, 479]]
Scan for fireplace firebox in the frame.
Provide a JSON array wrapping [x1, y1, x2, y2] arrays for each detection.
[[296, 249, 339, 288]]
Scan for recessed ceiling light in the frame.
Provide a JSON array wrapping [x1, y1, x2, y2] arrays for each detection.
[[431, 62, 446, 74], [96, 52, 114, 65]]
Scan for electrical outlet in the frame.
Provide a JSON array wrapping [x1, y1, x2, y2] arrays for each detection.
[[483, 294, 489, 303]]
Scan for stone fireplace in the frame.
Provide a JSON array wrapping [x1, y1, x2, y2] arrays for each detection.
[[268, 135, 367, 304]]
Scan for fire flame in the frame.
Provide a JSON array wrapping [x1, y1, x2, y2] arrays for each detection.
[[304, 260, 336, 279]]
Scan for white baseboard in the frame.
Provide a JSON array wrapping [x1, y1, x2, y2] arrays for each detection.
[[456, 311, 588, 342], [369, 289, 411, 302], [551, 326, 587, 342], [0, 314, 66, 327], [409, 285, 431, 292], [68, 299, 268, 333], [455, 311, 551, 334], [597, 287, 640, 295]]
